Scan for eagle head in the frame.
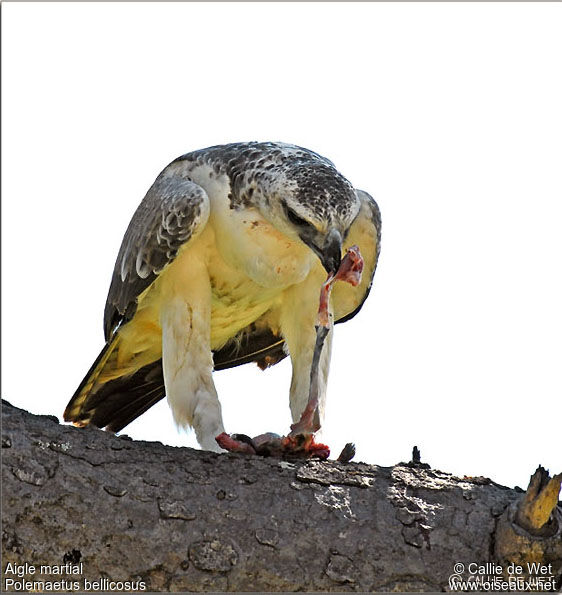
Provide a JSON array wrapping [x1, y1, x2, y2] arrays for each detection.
[[260, 163, 361, 275]]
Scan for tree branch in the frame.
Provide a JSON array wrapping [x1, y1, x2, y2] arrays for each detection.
[[2, 400, 560, 592]]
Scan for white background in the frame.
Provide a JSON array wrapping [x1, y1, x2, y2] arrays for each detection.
[[2, 3, 561, 489]]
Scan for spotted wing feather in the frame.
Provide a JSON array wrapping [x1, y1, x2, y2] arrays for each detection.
[[103, 173, 208, 340]]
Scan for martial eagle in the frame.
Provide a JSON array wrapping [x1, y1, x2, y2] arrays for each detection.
[[64, 142, 381, 454]]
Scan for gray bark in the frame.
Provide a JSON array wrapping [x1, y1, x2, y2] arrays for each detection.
[[1, 400, 560, 592]]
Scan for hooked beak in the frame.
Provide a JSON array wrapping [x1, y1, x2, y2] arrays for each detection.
[[320, 229, 343, 275], [299, 228, 343, 276]]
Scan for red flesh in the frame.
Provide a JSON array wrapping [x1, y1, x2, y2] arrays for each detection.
[[318, 245, 364, 327], [215, 432, 256, 455]]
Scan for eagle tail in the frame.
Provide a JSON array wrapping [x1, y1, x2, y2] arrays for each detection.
[[64, 337, 166, 433], [64, 325, 287, 434]]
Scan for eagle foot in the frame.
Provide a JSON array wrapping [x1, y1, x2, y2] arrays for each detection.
[[215, 431, 330, 460]]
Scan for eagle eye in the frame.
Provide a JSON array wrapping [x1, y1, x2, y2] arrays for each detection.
[[285, 205, 311, 228]]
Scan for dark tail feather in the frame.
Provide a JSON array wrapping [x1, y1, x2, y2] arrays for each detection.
[[64, 339, 166, 433], [81, 361, 165, 433]]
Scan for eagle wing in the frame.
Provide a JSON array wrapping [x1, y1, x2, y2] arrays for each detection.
[[103, 172, 210, 340], [65, 172, 210, 428]]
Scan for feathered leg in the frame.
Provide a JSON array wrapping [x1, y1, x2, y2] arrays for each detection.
[[160, 257, 224, 452]]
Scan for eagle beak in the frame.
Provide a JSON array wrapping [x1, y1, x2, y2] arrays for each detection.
[[320, 229, 343, 276]]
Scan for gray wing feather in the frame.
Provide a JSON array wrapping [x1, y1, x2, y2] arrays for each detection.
[[104, 173, 208, 340]]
